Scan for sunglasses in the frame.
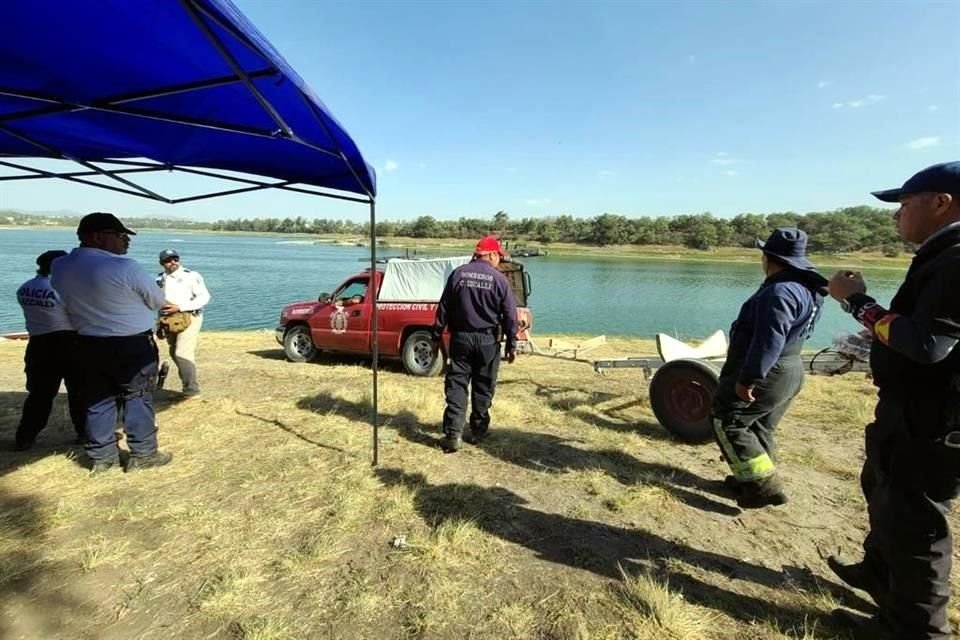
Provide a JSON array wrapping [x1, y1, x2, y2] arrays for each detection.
[[161, 257, 180, 264]]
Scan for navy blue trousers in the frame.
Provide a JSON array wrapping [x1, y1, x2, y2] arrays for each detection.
[[76, 333, 159, 461], [442, 331, 501, 438], [16, 330, 86, 446]]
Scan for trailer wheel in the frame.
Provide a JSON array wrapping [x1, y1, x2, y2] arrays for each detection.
[[402, 330, 443, 377], [283, 325, 316, 362], [649, 359, 719, 443]]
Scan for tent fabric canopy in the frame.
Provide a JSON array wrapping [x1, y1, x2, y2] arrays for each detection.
[[0, 0, 376, 200]]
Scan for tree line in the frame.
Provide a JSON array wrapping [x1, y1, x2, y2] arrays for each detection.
[[210, 206, 905, 255]]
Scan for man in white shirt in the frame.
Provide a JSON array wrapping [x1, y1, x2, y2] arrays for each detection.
[[156, 248, 210, 396], [51, 212, 172, 473], [14, 250, 86, 450]]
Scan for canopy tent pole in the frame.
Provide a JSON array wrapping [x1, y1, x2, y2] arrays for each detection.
[[369, 200, 379, 466]]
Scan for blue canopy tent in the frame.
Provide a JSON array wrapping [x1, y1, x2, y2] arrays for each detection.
[[0, 0, 384, 463]]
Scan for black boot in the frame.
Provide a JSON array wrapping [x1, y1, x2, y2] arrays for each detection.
[[827, 556, 887, 606], [736, 474, 788, 509], [126, 450, 173, 471], [440, 435, 463, 453]]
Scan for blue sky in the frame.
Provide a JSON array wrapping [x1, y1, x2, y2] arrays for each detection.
[[2, 0, 958, 222]]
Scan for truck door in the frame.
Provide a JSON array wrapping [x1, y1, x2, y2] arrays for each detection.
[[312, 277, 371, 353]]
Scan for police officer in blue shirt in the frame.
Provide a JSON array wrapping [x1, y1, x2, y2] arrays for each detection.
[[13, 250, 86, 450], [712, 228, 827, 508], [433, 236, 519, 452], [52, 212, 172, 473]]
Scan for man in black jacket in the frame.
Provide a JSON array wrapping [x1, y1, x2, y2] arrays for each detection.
[[827, 161, 960, 639], [433, 236, 518, 453], [712, 228, 828, 508]]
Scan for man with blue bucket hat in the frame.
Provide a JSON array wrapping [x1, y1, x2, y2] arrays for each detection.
[[826, 161, 960, 639], [712, 228, 828, 508]]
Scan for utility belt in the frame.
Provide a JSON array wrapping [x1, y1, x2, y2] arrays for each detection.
[[453, 326, 497, 335]]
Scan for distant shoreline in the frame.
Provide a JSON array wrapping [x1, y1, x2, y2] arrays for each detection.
[[0, 224, 910, 270]]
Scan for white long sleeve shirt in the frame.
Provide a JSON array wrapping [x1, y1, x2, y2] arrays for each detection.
[[16, 275, 75, 336], [156, 266, 210, 313], [51, 247, 166, 336]]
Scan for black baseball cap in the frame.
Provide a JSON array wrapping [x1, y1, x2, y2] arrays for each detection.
[[159, 248, 180, 262], [871, 161, 960, 203], [36, 250, 67, 273], [76, 212, 136, 235]]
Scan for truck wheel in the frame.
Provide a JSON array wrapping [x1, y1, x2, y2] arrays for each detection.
[[402, 330, 443, 377], [649, 359, 720, 444], [283, 325, 316, 362]]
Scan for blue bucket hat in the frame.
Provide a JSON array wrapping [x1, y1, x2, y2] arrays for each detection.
[[755, 228, 814, 271], [871, 161, 960, 203]]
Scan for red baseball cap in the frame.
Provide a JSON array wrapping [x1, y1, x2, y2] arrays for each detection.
[[475, 235, 507, 257]]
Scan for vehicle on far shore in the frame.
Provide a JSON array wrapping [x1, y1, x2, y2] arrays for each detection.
[[276, 256, 533, 376]]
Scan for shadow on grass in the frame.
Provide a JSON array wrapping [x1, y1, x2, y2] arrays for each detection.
[[475, 428, 740, 516], [0, 392, 88, 476], [499, 377, 674, 442], [375, 468, 854, 635], [236, 409, 355, 456], [296, 391, 442, 450]]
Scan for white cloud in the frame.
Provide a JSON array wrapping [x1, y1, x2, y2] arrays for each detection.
[[598, 170, 615, 178], [833, 94, 886, 109], [928, 105, 940, 112], [384, 160, 399, 173], [687, 54, 696, 64], [723, 170, 739, 177], [817, 81, 830, 89], [710, 152, 738, 166], [524, 198, 552, 207], [905, 136, 941, 150], [417, 163, 428, 169]]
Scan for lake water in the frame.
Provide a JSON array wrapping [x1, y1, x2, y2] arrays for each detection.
[[0, 228, 904, 348]]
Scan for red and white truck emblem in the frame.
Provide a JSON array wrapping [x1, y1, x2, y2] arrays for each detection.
[[330, 306, 349, 334]]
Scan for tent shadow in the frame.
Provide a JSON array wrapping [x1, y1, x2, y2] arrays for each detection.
[[374, 468, 854, 634]]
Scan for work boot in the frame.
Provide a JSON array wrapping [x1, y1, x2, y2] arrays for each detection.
[[723, 475, 743, 493], [827, 556, 887, 606], [90, 457, 121, 474], [126, 450, 173, 472], [830, 609, 896, 639], [464, 429, 488, 445], [440, 435, 462, 453], [736, 474, 788, 509]]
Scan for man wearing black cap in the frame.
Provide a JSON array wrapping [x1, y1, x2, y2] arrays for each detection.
[[712, 228, 828, 508], [826, 161, 960, 639], [13, 250, 86, 450], [156, 248, 210, 396], [432, 236, 518, 452], [51, 212, 172, 473]]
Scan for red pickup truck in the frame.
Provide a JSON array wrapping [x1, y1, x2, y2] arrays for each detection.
[[276, 256, 533, 376]]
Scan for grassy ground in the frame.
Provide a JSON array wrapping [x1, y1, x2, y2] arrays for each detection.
[[1, 332, 955, 639]]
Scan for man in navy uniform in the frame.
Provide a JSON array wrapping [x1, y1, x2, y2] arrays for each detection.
[[433, 236, 518, 452], [827, 161, 960, 639], [52, 212, 173, 473], [13, 250, 86, 450], [712, 228, 828, 508]]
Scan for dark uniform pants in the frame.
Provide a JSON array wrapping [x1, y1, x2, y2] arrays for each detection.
[[16, 330, 86, 446], [77, 333, 160, 461], [857, 396, 957, 639], [712, 354, 804, 481], [442, 331, 501, 438]]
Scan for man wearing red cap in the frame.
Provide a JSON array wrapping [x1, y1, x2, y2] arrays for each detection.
[[432, 236, 518, 452]]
